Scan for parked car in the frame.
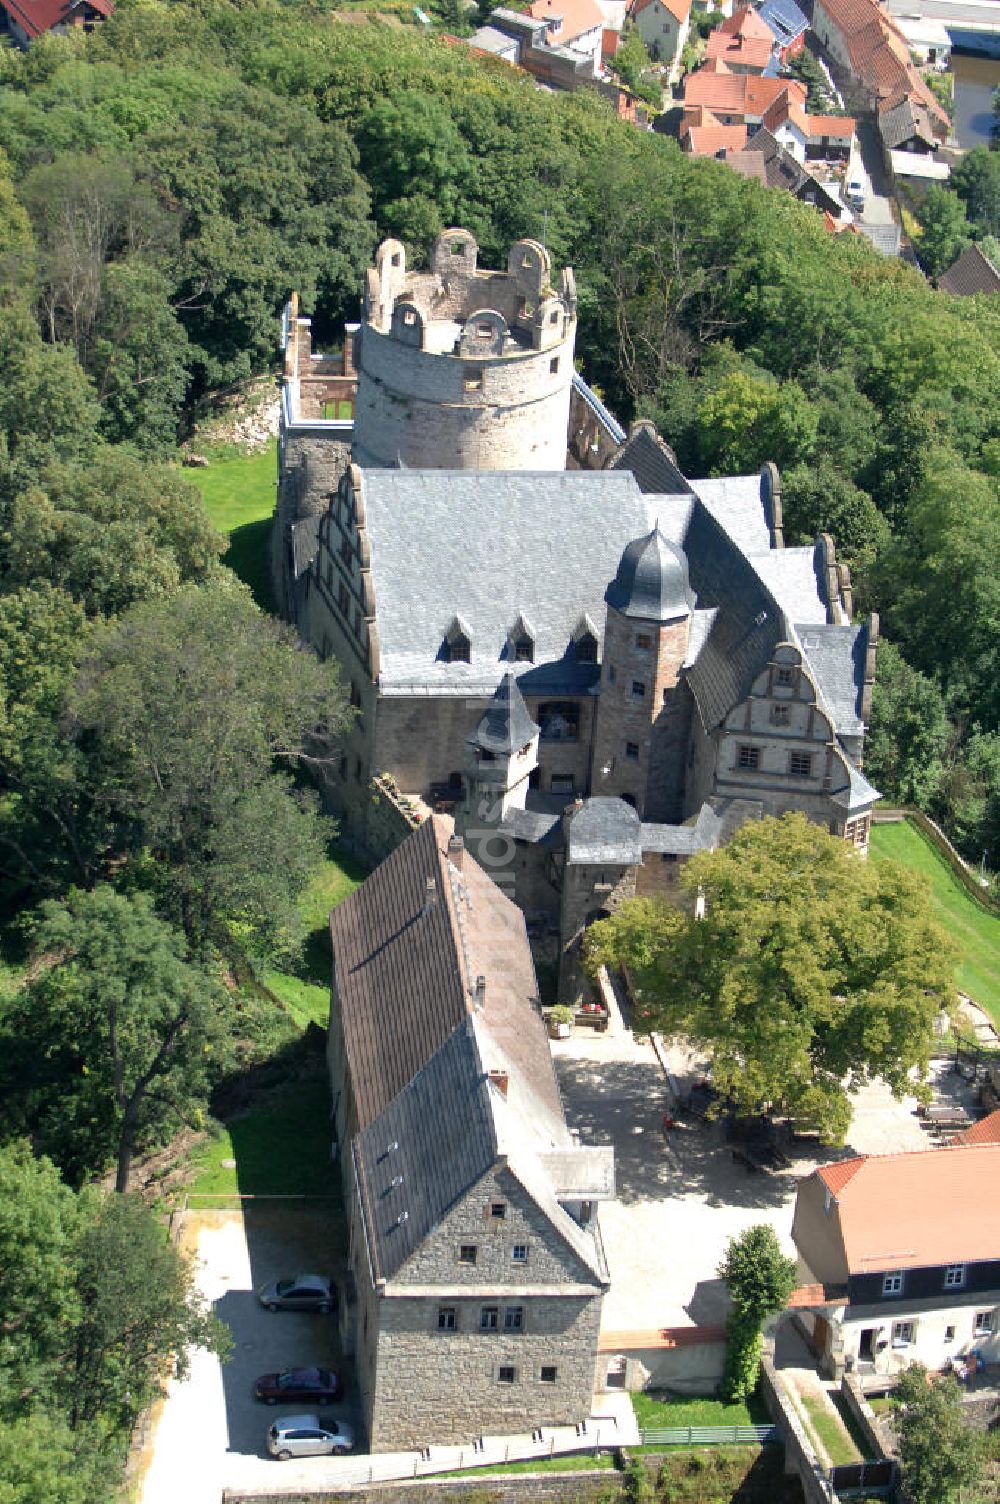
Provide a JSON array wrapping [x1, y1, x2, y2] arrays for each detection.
[[254, 1367, 342, 1404], [257, 1273, 337, 1313], [267, 1413, 354, 1459]]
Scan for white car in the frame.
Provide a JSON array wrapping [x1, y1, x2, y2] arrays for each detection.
[[267, 1413, 355, 1459]]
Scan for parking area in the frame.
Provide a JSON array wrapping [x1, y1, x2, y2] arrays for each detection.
[[552, 1002, 980, 1333], [140, 1203, 354, 1504]]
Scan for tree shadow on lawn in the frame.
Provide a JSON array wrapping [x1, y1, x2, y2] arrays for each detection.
[[224, 518, 274, 613]]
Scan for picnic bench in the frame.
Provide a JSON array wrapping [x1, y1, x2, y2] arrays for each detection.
[[918, 1104, 972, 1129], [574, 1003, 609, 1032]]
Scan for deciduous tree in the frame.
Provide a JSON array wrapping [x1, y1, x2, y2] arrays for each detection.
[[893, 1364, 984, 1504], [718, 1225, 797, 1401], [584, 813, 957, 1142]]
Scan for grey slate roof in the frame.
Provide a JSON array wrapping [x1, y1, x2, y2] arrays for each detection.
[[640, 801, 722, 855], [795, 623, 869, 739], [566, 797, 643, 867], [470, 672, 539, 755], [351, 464, 863, 744], [879, 94, 936, 151], [606, 526, 697, 624], [291, 514, 321, 579], [609, 421, 692, 497], [354, 1020, 496, 1281]]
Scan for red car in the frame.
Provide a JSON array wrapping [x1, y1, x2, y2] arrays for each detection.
[[253, 1367, 342, 1404]]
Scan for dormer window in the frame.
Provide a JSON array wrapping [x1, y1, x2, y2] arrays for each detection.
[[571, 614, 599, 665], [508, 614, 536, 665], [443, 615, 472, 665]]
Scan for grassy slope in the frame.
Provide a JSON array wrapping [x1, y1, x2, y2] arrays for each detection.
[[869, 819, 1000, 1029], [188, 441, 278, 612]]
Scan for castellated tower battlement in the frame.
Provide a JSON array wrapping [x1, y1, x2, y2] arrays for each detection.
[[352, 228, 578, 471]]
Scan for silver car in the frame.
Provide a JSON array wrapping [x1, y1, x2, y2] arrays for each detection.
[[257, 1273, 336, 1313], [267, 1413, 354, 1459]]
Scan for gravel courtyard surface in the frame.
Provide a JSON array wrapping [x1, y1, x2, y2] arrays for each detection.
[[551, 1007, 967, 1333]]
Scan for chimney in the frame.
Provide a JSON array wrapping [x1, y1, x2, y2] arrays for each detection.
[[422, 877, 437, 916], [474, 975, 487, 1009], [488, 1069, 509, 1099], [448, 834, 465, 872]]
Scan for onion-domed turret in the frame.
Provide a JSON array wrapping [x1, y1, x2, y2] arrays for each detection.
[[605, 526, 695, 623]]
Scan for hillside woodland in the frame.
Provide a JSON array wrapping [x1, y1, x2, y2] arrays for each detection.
[[1, 5, 999, 1496]]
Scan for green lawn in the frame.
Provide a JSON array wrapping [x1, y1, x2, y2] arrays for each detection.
[[631, 1390, 769, 1430], [798, 1392, 860, 1467], [188, 442, 277, 612], [185, 1073, 340, 1198], [870, 819, 1000, 1029], [265, 846, 368, 1026]]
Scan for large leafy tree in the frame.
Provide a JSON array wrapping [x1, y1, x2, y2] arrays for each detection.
[[718, 1226, 797, 1401], [892, 1365, 984, 1504], [65, 580, 352, 954], [584, 813, 958, 1142], [3, 450, 224, 616], [917, 185, 972, 278], [3, 888, 226, 1190], [950, 147, 1000, 241]]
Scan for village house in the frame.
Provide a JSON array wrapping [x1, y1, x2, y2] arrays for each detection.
[[704, 5, 777, 75], [757, 0, 807, 64], [791, 1132, 1000, 1387], [810, 0, 949, 141], [938, 243, 1000, 298], [629, 0, 691, 74], [327, 814, 613, 1450], [721, 127, 850, 219], [0, 0, 110, 45], [682, 69, 807, 128], [527, 0, 605, 75]]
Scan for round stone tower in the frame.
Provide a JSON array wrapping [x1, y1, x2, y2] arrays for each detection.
[[351, 228, 578, 471], [590, 526, 697, 822]]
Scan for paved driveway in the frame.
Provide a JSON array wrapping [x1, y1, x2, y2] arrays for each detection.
[[140, 1204, 354, 1504]]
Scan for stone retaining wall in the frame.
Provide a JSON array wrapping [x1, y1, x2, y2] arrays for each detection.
[[839, 1373, 897, 1461], [759, 1358, 835, 1504], [223, 1467, 615, 1504]]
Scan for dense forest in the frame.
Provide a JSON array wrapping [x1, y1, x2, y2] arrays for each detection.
[[1, 4, 1000, 1493]]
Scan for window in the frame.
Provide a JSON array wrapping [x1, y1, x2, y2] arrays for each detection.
[[451, 241, 465, 257], [490, 1202, 506, 1220], [771, 705, 790, 726], [463, 366, 483, 392], [635, 632, 652, 651], [549, 357, 560, 375], [625, 741, 640, 761], [944, 1264, 966, 1289], [480, 1306, 499, 1331], [630, 680, 646, 700], [497, 1365, 517, 1384], [892, 1321, 914, 1347], [776, 665, 796, 686], [458, 1245, 478, 1266], [738, 744, 760, 771], [445, 633, 470, 664], [513, 635, 534, 663], [789, 751, 813, 778], [539, 702, 579, 742], [349, 680, 362, 708], [512, 1243, 529, 1264], [845, 816, 869, 849], [504, 1306, 525, 1332], [575, 633, 597, 664], [339, 754, 347, 780], [354, 758, 363, 781], [338, 581, 350, 616], [882, 1272, 904, 1296], [540, 1365, 558, 1383], [550, 309, 559, 324], [340, 537, 353, 566], [403, 309, 417, 326], [550, 774, 575, 795], [945, 1325, 956, 1341], [975, 1310, 995, 1336], [438, 1307, 457, 1331]]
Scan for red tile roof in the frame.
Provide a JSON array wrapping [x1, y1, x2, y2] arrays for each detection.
[[788, 1282, 848, 1307], [685, 123, 749, 155], [814, 0, 949, 130], [632, 0, 691, 20], [706, 4, 776, 70], [820, 1143, 1000, 1272], [528, 0, 603, 42], [598, 1324, 726, 1351], [806, 113, 855, 139], [0, 0, 112, 39], [954, 1107, 1000, 1144], [684, 69, 805, 121]]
